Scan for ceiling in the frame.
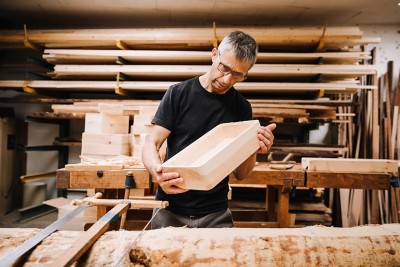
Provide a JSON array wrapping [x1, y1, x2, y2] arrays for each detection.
[[0, 0, 399, 29]]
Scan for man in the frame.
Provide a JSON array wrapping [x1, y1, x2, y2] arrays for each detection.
[[142, 31, 276, 229]]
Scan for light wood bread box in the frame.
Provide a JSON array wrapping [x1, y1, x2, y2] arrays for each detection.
[[162, 120, 260, 190]]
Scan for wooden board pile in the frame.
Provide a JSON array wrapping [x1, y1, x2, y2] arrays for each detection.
[[64, 103, 161, 165], [331, 56, 400, 226], [0, 25, 378, 96], [0, 225, 399, 266]]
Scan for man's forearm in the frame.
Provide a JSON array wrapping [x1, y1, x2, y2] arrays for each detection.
[[142, 143, 163, 177], [232, 152, 257, 180]]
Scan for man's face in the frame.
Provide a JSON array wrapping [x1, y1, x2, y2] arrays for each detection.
[[209, 48, 252, 94]]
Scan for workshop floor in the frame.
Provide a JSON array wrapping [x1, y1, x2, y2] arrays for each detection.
[[0, 190, 86, 229]]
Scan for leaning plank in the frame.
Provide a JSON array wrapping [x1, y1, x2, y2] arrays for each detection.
[[0, 225, 398, 266], [302, 157, 398, 173]]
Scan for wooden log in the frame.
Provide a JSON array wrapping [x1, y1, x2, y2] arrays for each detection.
[[0, 225, 398, 266]]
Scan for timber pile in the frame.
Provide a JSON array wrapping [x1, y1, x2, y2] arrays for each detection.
[[0, 25, 378, 96], [0, 225, 399, 266], [334, 58, 400, 227]]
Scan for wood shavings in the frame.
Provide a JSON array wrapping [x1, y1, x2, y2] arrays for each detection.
[[79, 155, 142, 167]]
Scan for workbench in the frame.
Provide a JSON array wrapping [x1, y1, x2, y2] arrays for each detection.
[[56, 163, 396, 229]]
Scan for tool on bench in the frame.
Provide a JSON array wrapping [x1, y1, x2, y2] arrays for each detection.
[[120, 171, 135, 230], [268, 152, 296, 170]]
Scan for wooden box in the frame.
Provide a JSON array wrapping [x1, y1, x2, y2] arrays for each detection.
[[162, 120, 260, 190]]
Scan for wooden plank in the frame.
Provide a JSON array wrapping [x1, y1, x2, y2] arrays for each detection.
[[43, 49, 370, 64], [50, 64, 376, 80], [301, 158, 398, 173], [0, 80, 377, 94], [53, 203, 130, 267], [67, 168, 150, 189], [306, 171, 391, 190]]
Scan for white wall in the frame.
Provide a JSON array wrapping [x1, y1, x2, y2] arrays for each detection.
[[361, 24, 400, 81]]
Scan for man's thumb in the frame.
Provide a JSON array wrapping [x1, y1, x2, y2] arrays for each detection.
[[266, 123, 277, 131]]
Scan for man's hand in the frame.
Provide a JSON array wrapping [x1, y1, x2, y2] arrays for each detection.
[[153, 165, 189, 194], [257, 123, 276, 154]]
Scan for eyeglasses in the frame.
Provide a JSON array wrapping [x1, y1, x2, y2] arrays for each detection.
[[217, 52, 247, 81]]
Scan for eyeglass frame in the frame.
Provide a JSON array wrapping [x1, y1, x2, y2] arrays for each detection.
[[216, 52, 248, 81]]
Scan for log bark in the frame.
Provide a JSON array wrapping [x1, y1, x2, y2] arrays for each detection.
[[0, 225, 399, 266]]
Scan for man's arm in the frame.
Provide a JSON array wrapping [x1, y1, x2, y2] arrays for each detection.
[[142, 125, 188, 194], [233, 123, 276, 180]]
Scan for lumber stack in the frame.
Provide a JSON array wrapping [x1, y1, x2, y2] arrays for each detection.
[[0, 225, 399, 266], [332, 57, 400, 227], [0, 25, 379, 97], [80, 103, 130, 160]]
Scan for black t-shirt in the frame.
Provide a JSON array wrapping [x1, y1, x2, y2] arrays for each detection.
[[152, 76, 252, 215]]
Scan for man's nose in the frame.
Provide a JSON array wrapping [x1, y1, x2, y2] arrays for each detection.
[[222, 72, 233, 84]]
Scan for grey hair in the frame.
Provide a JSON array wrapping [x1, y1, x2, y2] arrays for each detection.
[[218, 31, 258, 66]]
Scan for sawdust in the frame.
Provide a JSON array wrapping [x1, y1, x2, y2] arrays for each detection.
[[80, 155, 142, 167]]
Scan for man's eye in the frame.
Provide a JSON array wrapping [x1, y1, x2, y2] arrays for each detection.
[[221, 65, 230, 72]]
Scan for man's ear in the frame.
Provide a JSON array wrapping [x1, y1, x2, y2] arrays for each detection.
[[211, 48, 218, 62]]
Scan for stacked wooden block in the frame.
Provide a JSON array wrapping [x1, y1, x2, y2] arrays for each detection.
[[79, 103, 164, 163], [81, 103, 130, 160], [131, 106, 159, 162]]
